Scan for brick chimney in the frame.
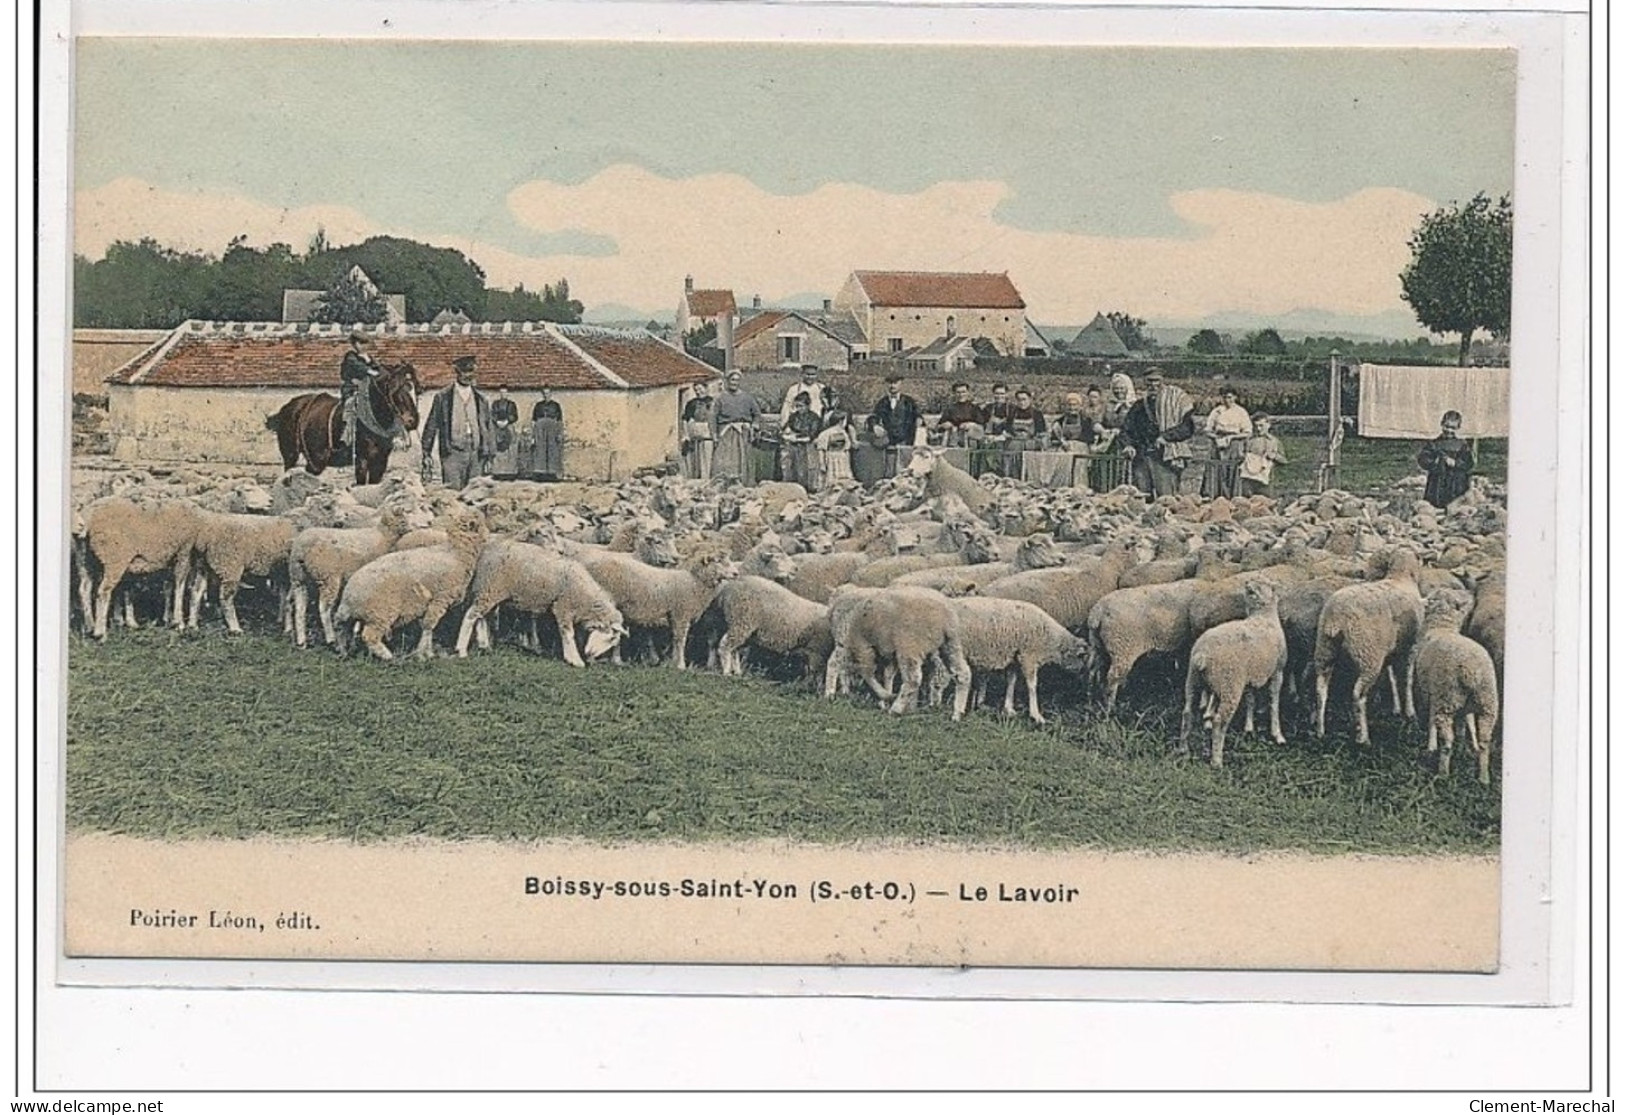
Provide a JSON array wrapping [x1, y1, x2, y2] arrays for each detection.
[[822, 299, 832, 313], [752, 294, 761, 310], [684, 274, 694, 293], [719, 310, 735, 372]]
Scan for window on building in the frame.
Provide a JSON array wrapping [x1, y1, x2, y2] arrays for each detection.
[[780, 335, 801, 364], [888, 337, 904, 353]]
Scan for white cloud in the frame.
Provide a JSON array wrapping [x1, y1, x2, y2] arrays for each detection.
[[75, 168, 1434, 324], [74, 177, 378, 259]]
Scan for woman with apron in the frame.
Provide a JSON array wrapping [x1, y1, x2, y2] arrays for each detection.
[[530, 390, 564, 480]]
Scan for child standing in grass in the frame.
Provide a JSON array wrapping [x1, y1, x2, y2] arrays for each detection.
[[1237, 415, 1287, 497]]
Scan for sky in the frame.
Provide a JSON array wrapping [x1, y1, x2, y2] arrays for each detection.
[[72, 40, 1517, 334]]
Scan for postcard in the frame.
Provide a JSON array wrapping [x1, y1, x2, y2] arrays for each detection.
[[39, 3, 1587, 1014]]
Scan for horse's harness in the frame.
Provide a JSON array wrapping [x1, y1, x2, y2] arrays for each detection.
[[344, 368, 412, 443]]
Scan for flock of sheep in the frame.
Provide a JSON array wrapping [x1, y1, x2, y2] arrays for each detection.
[[70, 447, 1507, 781]]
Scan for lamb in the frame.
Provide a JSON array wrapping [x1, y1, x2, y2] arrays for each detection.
[[333, 515, 488, 660], [184, 510, 296, 634], [575, 549, 737, 669], [947, 597, 1090, 725], [453, 540, 626, 667], [824, 586, 971, 717], [287, 505, 420, 648], [1413, 591, 1501, 784], [902, 447, 996, 518], [711, 575, 833, 682], [979, 540, 1140, 632], [784, 551, 877, 604], [83, 496, 202, 638], [1313, 547, 1426, 746], [1179, 579, 1288, 768]]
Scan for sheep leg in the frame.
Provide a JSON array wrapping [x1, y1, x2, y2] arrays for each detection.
[[168, 553, 193, 628], [185, 570, 207, 630], [947, 643, 973, 722], [1268, 669, 1285, 745], [120, 589, 137, 629], [669, 619, 691, 670], [1403, 649, 1418, 720], [454, 607, 485, 658], [219, 576, 245, 635], [1350, 670, 1375, 746], [1465, 713, 1484, 784], [1210, 694, 1242, 769], [717, 632, 741, 677], [823, 646, 849, 698], [556, 618, 585, 668], [476, 615, 493, 651], [925, 651, 951, 708], [292, 582, 310, 647], [1179, 666, 1200, 746], [92, 559, 130, 639], [1021, 657, 1045, 726], [1002, 669, 1019, 718], [1427, 717, 1439, 755], [1385, 665, 1402, 715], [75, 558, 95, 635], [1243, 689, 1256, 734], [1437, 715, 1456, 777], [317, 588, 339, 647], [1102, 658, 1133, 718], [415, 605, 451, 659], [1313, 669, 1332, 739], [889, 656, 924, 715]]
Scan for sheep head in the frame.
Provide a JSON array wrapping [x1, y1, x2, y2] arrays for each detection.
[[1241, 578, 1280, 615], [1422, 589, 1474, 632], [1015, 533, 1065, 571], [634, 530, 682, 568]]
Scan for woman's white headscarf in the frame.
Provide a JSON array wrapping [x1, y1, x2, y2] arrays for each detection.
[[1109, 372, 1136, 403]]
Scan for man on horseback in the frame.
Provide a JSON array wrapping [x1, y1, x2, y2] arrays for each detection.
[[339, 329, 381, 450]]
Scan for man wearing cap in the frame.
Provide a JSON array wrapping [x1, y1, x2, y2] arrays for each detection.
[[421, 354, 496, 489], [1118, 370, 1196, 498], [339, 330, 381, 451]]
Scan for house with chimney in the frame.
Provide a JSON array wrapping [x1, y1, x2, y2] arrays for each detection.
[[281, 265, 407, 324], [831, 270, 1029, 358]]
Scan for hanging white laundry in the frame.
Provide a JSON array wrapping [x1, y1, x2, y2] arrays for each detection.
[[1355, 364, 1510, 439]]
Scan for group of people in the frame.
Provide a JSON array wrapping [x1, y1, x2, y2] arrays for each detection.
[[339, 331, 566, 490]]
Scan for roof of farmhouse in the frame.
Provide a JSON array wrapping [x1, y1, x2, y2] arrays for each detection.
[[107, 321, 716, 392], [684, 289, 737, 317], [851, 271, 1026, 311]]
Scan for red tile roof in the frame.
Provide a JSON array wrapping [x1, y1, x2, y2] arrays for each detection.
[[852, 271, 1026, 310], [107, 322, 714, 391], [685, 289, 737, 317], [732, 310, 790, 346]]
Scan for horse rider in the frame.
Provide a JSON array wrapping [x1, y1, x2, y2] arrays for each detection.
[[339, 330, 381, 449]]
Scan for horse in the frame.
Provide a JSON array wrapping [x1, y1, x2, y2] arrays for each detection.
[[267, 363, 421, 485]]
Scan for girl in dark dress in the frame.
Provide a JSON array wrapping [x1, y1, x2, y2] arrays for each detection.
[[1417, 410, 1476, 507]]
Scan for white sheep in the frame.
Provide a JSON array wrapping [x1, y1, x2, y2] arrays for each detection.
[[82, 497, 202, 638], [1414, 591, 1500, 784], [825, 586, 972, 717], [287, 505, 424, 648], [947, 596, 1090, 725], [183, 510, 296, 634], [902, 447, 996, 518], [453, 540, 626, 666], [979, 540, 1139, 632], [1179, 579, 1288, 768], [334, 516, 488, 660], [712, 575, 834, 682], [1087, 579, 1203, 716], [1313, 547, 1426, 746], [576, 549, 737, 669]]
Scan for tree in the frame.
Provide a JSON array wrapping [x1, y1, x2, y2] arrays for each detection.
[[683, 322, 717, 356], [73, 238, 212, 328], [197, 237, 301, 322], [310, 267, 391, 324], [1186, 328, 1229, 355], [1105, 311, 1153, 351], [538, 278, 584, 324], [1240, 327, 1287, 357], [301, 235, 487, 322], [1399, 192, 1513, 366]]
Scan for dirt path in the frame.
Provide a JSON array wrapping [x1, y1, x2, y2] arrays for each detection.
[[65, 833, 1498, 971]]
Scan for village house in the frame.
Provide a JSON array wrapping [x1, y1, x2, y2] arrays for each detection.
[[831, 270, 1030, 358], [731, 301, 868, 372], [103, 320, 715, 480], [281, 265, 407, 324]]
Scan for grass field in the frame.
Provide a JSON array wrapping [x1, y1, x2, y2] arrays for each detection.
[[66, 628, 1501, 855], [1272, 433, 1508, 497]]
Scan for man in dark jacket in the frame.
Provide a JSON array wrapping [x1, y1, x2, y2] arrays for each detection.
[[1118, 371, 1195, 498], [870, 375, 922, 477], [421, 355, 496, 489]]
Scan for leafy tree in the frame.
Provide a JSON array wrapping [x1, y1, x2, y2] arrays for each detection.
[[72, 238, 211, 328], [311, 268, 391, 324], [197, 237, 302, 322], [481, 284, 548, 321], [1105, 311, 1153, 351], [538, 278, 584, 323], [683, 322, 717, 356], [1399, 192, 1513, 366], [1240, 327, 1287, 357], [301, 235, 487, 322], [1186, 328, 1229, 355]]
